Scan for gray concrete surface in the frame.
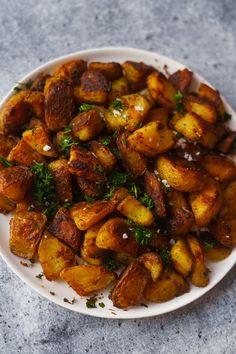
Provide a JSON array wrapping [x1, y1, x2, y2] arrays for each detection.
[[0, 0, 235, 353]]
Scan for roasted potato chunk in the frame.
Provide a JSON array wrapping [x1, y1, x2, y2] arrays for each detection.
[[9, 211, 46, 259], [203, 243, 231, 261], [71, 109, 105, 141], [48, 208, 81, 252], [44, 77, 75, 131], [31, 73, 50, 92], [70, 200, 116, 230], [53, 59, 87, 84], [96, 218, 138, 256], [111, 261, 150, 308], [0, 134, 17, 158], [144, 270, 189, 303], [200, 154, 236, 182], [169, 68, 193, 93], [147, 71, 177, 108], [49, 159, 73, 203], [127, 122, 176, 157], [76, 70, 109, 104], [187, 235, 209, 287], [24, 91, 45, 120], [80, 249, 104, 266], [88, 140, 117, 173], [210, 217, 236, 248], [111, 187, 130, 204], [82, 222, 107, 258], [138, 252, 162, 281], [68, 145, 106, 182], [222, 180, 236, 216], [189, 178, 222, 227], [183, 94, 217, 124], [7, 139, 46, 166], [144, 107, 169, 125], [156, 155, 206, 192], [23, 126, 57, 157], [38, 231, 75, 281], [198, 83, 225, 120], [77, 177, 102, 197], [117, 195, 154, 226], [144, 171, 166, 218], [107, 76, 129, 102], [170, 239, 193, 277], [216, 131, 236, 153], [88, 62, 122, 81], [122, 61, 155, 91]]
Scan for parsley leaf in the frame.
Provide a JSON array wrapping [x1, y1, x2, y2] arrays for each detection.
[[63, 201, 72, 209], [104, 256, 119, 271], [139, 193, 154, 209], [203, 241, 214, 250], [63, 125, 72, 133], [79, 103, 93, 112], [98, 302, 105, 308], [86, 296, 97, 308], [160, 248, 172, 268], [112, 99, 124, 111], [132, 224, 154, 245], [175, 90, 184, 112], [84, 195, 95, 204], [0, 157, 15, 167], [104, 171, 128, 199], [59, 134, 77, 159], [129, 182, 141, 199], [101, 137, 111, 146]]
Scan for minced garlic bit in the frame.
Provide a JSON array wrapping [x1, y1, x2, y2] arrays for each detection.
[[43, 144, 51, 152], [161, 179, 170, 188], [184, 152, 193, 161], [175, 138, 187, 149], [122, 233, 128, 239]]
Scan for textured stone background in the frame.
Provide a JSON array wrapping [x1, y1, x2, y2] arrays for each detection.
[[0, 0, 235, 353]]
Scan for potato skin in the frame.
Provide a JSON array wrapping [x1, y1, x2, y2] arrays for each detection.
[[76, 70, 109, 104], [200, 154, 236, 182], [23, 126, 57, 157], [156, 155, 206, 192], [210, 217, 236, 248], [48, 208, 81, 252], [82, 222, 107, 258], [88, 140, 117, 173], [60, 265, 116, 296], [24, 91, 45, 121], [138, 252, 162, 281], [96, 218, 138, 256], [9, 211, 46, 259], [144, 107, 169, 125], [0, 134, 17, 158], [169, 68, 193, 93], [108, 76, 129, 102], [53, 59, 87, 84], [183, 93, 217, 124], [144, 171, 166, 218], [111, 261, 150, 308], [170, 239, 193, 277], [31, 73, 51, 92], [147, 71, 177, 108], [198, 83, 225, 120], [7, 139, 46, 166], [38, 231, 75, 281], [71, 109, 105, 141], [122, 61, 155, 91], [168, 204, 194, 237], [88, 62, 122, 81], [216, 131, 236, 153], [77, 177, 102, 197], [117, 195, 154, 226], [187, 235, 209, 287], [49, 159, 73, 203]]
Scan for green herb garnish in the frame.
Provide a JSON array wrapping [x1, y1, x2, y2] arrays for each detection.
[[86, 296, 97, 308], [63, 125, 72, 133], [98, 302, 105, 308], [104, 256, 119, 271], [35, 273, 44, 279], [139, 193, 154, 209], [224, 112, 232, 121], [203, 241, 214, 250], [160, 248, 172, 268], [59, 135, 77, 159], [132, 224, 154, 245], [129, 182, 140, 199], [104, 171, 129, 199], [112, 99, 124, 111], [79, 103, 93, 112], [63, 201, 72, 209], [101, 137, 111, 146], [110, 146, 121, 160], [0, 156, 15, 167], [84, 195, 95, 204], [175, 90, 184, 112]]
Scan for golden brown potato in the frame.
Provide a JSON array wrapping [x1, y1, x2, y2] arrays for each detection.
[[53, 59, 87, 84], [44, 77, 75, 131], [210, 217, 236, 248], [88, 62, 122, 81], [96, 218, 138, 256], [203, 243, 231, 261], [144, 107, 169, 125], [200, 154, 236, 182], [105, 94, 151, 132], [107, 76, 129, 102], [189, 177, 222, 227], [71, 109, 105, 141], [38, 231, 75, 281], [111, 187, 130, 204], [147, 71, 177, 108], [80, 249, 104, 266], [0, 91, 32, 135], [9, 211, 46, 259], [70, 200, 116, 230], [48, 208, 81, 252], [138, 252, 162, 281], [222, 180, 236, 216], [7, 139, 46, 166], [75, 70, 109, 104], [144, 171, 166, 218], [0, 134, 17, 157], [23, 126, 57, 157], [48, 159, 73, 203], [170, 239, 193, 277], [127, 122, 176, 157], [61, 265, 116, 296], [24, 91, 45, 120], [111, 261, 150, 308], [198, 83, 225, 120], [169, 68, 193, 93], [88, 140, 117, 173], [122, 61, 155, 91], [27, 117, 47, 130], [117, 131, 147, 177], [82, 222, 107, 258], [216, 131, 236, 153], [68, 145, 106, 182], [144, 270, 189, 303], [187, 235, 209, 287], [77, 177, 102, 197], [156, 155, 206, 192], [183, 94, 217, 124], [117, 195, 154, 226], [31, 73, 51, 92]]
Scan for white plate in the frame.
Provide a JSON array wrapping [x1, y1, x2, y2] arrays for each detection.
[[0, 47, 235, 319]]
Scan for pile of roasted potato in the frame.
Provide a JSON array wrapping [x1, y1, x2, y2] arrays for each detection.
[[0, 58, 235, 309]]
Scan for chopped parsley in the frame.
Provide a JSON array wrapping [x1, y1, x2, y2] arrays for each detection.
[[59, 134, 77, 159], [104, 256, 119, 271], [79, 103, 93, 112], [63, 125, 72, 133], [63, 201, 72, 209], [86, 296, 97, 308], [139, 193, 154, 209], [104, 171, 129, 199], [224, 112, 232, 121], [130, 223, 154, 245], [98, 302, 105, 308], [160, 248, 172, 268], [101, 137, 111, 146], [175, 90, 184, 112], [203, 241, 214, 250], [84, 195, 95, 204], [112, 99, 124, 111], [0, 156, 15, 167], [129, 183, 154, 209], [110, 146, 121, 160], [129, 182, 140, 199]]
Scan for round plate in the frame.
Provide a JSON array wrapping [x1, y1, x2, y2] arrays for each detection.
[[0, 47, 235, 319]]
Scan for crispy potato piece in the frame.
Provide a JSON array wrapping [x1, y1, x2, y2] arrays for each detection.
[[210, 217, 236, 248], [122, 61, 155, 91], [82, 222, 107, 258], [76, 70, 109, 104], [156, 155, 206, 192], [111, 261, 150, 308], [61, 265, 116, 296], [138, 252, 162, 281], [200, 154, 236, 182], [144, 107, 169, 125], [117, 131, 147, 177], [68, 145, 106, 182], [198, 83, 225, 119], [70, 200, 116, 230], [88, 62, 122, 81], [147, 71, 177, 108], [0, 134, 17, 157], [105, 93, 151, 132], [148, 232, 169, 250], [189, 178, 222, 227], [96, 218, 138, 256], [171, 112, 218, 149], [23, 126, 57, 157], [204, 243, 231, 261], [170, 239, 193, 277], [0, 91, 32, 135], [88, 140, 117, 173], [111, 187, 130, 204], [31, 73, 51, 92], [38, 231, 75, 281], [107, 76, 129, 102], [77, 177, 102, 197], [27, 117, 47, 130], [216, 132, 236, 153], [9, 211, 46, 259], [7, 139, 46, 166], [48, 208, 81, 252], [71, 109, 105, 141], [53, 59, 87, 84], [187, 235, 209, 287], [24, 91, 45, 120], [117, 195, 154, 226], [80, 248, 104, 266], [144, 171, 166, 218], [142, 89, 156, 108], [222, 180, 236, 216], [144, 270, 189, 303], [48, 159, 72, 203], [183, 94, 217, 124], [44, 77, 75, 131], [128, 122, 176, 157], [169, 68, 193, 93]]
